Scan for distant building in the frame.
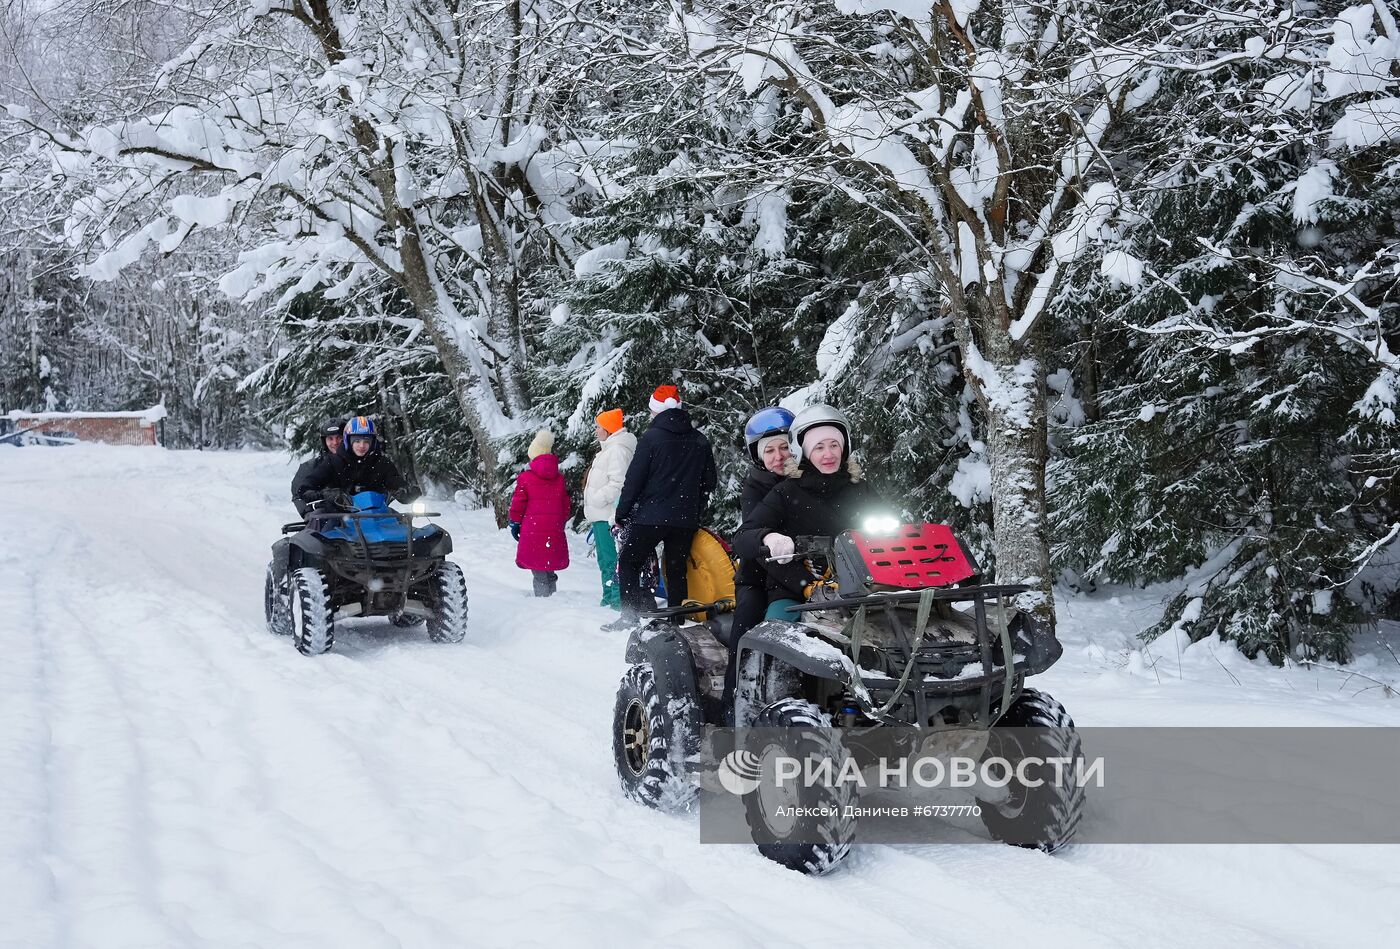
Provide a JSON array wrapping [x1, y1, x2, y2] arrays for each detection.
[[3, 405, 167, 447]]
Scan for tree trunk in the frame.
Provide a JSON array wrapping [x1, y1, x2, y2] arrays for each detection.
[[973, 327, 1057, 628], [401, 277, 512, 525]]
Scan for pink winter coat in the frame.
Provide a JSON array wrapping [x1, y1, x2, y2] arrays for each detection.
[[508, 453, 571, 571]]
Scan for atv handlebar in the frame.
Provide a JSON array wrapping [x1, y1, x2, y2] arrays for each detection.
[[282, 506, 440, 534], [641, 597, 735, 620], [764, 534, 835, 564]]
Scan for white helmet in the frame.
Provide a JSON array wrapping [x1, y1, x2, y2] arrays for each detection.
[[789, 403, 852, 465]]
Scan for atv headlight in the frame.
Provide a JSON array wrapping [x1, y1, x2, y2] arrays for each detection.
[[862, 515, 900, 536], [411, 501, 427, 515]]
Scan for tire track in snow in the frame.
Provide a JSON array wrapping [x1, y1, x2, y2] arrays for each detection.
[[0, 526, 65, 949]]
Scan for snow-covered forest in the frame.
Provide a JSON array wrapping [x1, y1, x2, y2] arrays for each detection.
[[4, 0, 1399, 662]]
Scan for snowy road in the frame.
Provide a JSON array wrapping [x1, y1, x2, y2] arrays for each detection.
[[2, 447, 1397, 948]]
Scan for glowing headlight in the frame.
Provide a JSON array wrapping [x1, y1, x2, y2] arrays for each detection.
[[411, 501, 427, 515], [862, 515, 900, 536]]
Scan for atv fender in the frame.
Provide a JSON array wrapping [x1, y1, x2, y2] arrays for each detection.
[[270, 536, 292, 577], [739, 620, 852, 685], [289, 532, 331, 560], [624, 623, 705, 759]]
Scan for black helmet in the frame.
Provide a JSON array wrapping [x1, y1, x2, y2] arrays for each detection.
[[319, 416, 348, 438]]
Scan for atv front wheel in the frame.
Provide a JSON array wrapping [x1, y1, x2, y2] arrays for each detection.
[[290, 567, 334, 656], [743, 698, 857, 875], [977, 687, 1085, 852], [264, 565, 292, 637], [612, 663, 698, 811], [426, 560, 468, 643]]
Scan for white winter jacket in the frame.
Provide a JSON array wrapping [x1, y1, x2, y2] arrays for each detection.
[[583, 430, 637, 524]]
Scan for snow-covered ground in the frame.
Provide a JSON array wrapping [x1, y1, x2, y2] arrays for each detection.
[[2, 445, 1397, 948]]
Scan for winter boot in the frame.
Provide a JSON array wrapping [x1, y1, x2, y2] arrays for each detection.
[[532, 571, 557, 597], [601, 611, 639, 632]]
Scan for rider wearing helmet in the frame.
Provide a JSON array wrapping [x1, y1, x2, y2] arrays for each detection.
[[719, 407, 796, 714], [296, 415, 417, 512], [734, 406, 795, 627], [291, 415, 346, 516], [734, 403, 881, 622]]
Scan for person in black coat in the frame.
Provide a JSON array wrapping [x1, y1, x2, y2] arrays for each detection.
[[733, 406, 798, 638], [607, 385, 718, 629], [735, 404, 882, 622], [716, 407, 797, 715], [291, 416, 346, 516], [295, 416, 416, 513]]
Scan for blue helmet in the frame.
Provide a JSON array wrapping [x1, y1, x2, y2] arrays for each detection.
[[744, 406, 795, 466], [343, 415, 377, 451]]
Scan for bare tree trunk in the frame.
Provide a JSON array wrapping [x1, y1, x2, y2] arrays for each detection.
[[958, 295, 1057, 626]]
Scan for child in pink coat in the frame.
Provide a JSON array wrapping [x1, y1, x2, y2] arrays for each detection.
[[508, 429, 571, 596]]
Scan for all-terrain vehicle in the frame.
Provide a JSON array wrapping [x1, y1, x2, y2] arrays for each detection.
[[611, 521, 1083, 874], [264, 491, 468, 655]]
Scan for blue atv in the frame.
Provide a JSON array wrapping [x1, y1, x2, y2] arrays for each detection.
[[264, 491, 468, 655]]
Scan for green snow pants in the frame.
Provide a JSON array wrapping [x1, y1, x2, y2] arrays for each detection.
[[592, 521, 621, 609]]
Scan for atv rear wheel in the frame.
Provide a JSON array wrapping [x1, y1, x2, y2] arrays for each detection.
[[290, 567, 334, 656], [977, 687, 1085, 852], [264, 565, 292, 637], [743, 698, 857, 875], [426, 560, 468, 643], [612, 662, 697, 811]]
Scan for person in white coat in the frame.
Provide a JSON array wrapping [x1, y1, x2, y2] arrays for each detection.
[[582, 408, 637, 609]]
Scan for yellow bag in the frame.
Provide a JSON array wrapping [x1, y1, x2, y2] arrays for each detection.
[[660, 528, 736, 620]]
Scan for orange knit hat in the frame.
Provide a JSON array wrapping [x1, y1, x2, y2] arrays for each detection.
[[649, 384, 681, 413], [595, 408, 624, 434]]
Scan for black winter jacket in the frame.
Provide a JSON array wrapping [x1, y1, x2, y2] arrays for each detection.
[[296, 447, 411, 510], [291, 448, 338, 516], [616, 408, 717, 528], [735, 464, 881, 600], [735, 468, 782, 589]]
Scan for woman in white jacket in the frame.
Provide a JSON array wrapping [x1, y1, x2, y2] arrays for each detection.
[[582, 408, 637, 609]]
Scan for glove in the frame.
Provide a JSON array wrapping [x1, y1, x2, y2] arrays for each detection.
[[322, 487, 349, 509], [509, 521, 522, 541], [394, 486, 420, 504], [764, 532, 796, 564]]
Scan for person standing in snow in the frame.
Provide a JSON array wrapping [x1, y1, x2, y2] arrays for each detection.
[[582, 408, 636, 609], [607, 385, 717, 630], [509, 429, 571, 597], [291, 415, 346, 516]]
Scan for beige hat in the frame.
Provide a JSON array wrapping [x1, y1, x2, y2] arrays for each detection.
[[527, 428, 555, 460]]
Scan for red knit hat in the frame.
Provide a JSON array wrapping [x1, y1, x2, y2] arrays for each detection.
[[595, 408, 624, 434], [649, 385, 681, 413]]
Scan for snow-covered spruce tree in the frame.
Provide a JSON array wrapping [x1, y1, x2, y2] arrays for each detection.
[[1049, 1, 1400, 661], [249, 287, 478, 493], [535, 16, 977, 535], [640, 1, 1229, 622], [538, 140, 850, 526], [4, 0, 601, 517]]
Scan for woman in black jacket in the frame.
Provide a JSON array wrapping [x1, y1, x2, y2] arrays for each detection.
[[733, 407, 797, 635], [735, 403, 881, 622]]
